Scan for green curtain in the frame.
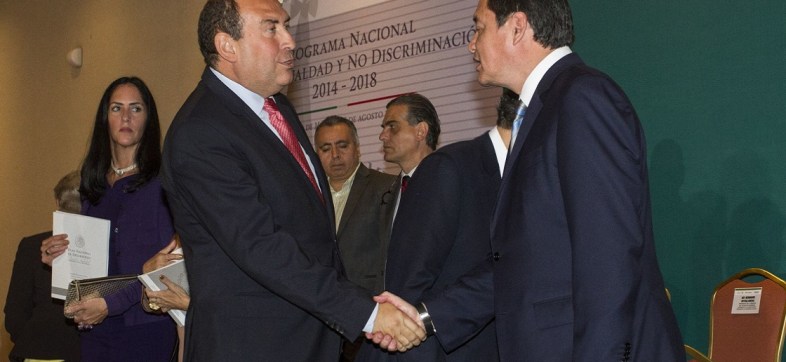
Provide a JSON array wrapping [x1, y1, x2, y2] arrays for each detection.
[[572, 0, 786, 355]]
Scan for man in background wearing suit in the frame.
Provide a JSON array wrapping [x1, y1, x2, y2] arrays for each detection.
[[401, 0, 685, 360], [359, 93, 441, 355], [5, 171, 81, 362], [378, 93, 440, 220], [314, 116, 397, 361], [361, 90, 520, 362], [161, 0, 424, 360]]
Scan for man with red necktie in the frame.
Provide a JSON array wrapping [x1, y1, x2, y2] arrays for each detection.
[[161, 0, 425, 360], [377, 93, 441, 223]]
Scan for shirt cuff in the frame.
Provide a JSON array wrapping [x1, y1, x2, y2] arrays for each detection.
[[362, 303, 380, 333]]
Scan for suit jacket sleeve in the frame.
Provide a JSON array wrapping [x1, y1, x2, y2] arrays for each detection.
[[165, 107, 374, 338], [4, 236, 39, 342], [389, 152, 463, 300], [423, 256, 494, 352], [393, 151, 494, 352], [556, 73, 648, 358]]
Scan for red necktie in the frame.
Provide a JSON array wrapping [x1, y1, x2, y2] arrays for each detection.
[[400, 175, 410, 193], [264, 98, 323, 202]]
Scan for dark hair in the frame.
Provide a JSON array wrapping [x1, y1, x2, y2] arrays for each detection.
[[487, 0, 574, 48], [198, 0, 244, 67], [386, 93, 441, 150], [496, 88, 520, 129], [54, 170, 81, 214], [315, 115, 359, 145], [80, 77, 162, 205]]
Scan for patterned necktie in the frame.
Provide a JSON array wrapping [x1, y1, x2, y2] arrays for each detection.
[[400, 175, 410, 193], [264, 98, 323, 202], [509, 100, 527, 150]]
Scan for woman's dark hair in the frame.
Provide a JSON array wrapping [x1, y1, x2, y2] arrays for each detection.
[[80, 76, 162, 205]]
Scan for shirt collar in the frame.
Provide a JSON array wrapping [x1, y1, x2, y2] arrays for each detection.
[[519, 46, 572, 106], [210, 67, 266, 118], [329, 163, 361, 193], [403, 166, 418, 178], [488, 127, 507, 177]]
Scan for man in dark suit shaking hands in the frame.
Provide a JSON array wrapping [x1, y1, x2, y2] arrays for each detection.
[[392, 0, 685, 360], [466, 0, 684, 359], [161, 1, 425, 361], [360, 90, 524, 362]]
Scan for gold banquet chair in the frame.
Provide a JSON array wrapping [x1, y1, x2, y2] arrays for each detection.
[[692, 268, 786, 362], [685, 344, 711, 362]]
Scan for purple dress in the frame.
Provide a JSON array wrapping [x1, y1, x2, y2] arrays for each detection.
[[79, 175, 176, 362]]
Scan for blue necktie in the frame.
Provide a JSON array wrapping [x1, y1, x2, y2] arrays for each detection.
[[509, 100, 527, 150]]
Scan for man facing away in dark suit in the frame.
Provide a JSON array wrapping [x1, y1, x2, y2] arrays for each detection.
[[314, 116, 397, 361], [161, 0, 425, 360], [381, 0, 686, 360]]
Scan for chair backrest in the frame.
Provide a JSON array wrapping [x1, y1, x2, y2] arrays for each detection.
[[709, 268, 786, 362], [685, 344, 711, 362]]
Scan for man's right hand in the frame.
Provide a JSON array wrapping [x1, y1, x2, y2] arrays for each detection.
[[369, 292, 427, 352]]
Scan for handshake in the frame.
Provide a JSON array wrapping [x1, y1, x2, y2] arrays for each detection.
[[368, 291, 430, 352]]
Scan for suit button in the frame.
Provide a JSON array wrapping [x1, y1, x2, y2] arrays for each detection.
[[493, 252, 500, 261]]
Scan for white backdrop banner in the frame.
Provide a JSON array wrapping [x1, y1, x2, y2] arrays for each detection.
[[287, 0, 500, 173]]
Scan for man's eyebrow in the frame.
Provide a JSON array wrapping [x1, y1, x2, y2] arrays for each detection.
[[260, 14, 290, 25]]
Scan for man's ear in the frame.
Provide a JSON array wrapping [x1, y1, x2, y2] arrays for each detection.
[[215, 32, 238, 63], [415, 121, 429, 141], [509, 12, 529, 46]]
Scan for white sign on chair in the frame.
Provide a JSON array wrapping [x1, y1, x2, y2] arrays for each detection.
[[731, 287, 762, 314]]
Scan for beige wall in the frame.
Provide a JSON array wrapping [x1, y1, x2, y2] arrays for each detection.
[[0, 0, 205, 356]]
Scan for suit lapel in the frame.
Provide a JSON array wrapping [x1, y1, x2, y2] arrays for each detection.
[[479, 132, 500, 178], [202, 68, 264, 129], [201, 69, 332, 221], [491, 54, 584, 237], [502, 54, 583, 176], [202, 69, 286, 154], [384, 174, 402, 234], [336, 164, 370, 236]]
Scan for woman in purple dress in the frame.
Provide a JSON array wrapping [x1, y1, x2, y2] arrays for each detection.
[[62, 76, 177, 361]]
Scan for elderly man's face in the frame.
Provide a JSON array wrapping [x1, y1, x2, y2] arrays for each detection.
[[315, 124, 361, 184]]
